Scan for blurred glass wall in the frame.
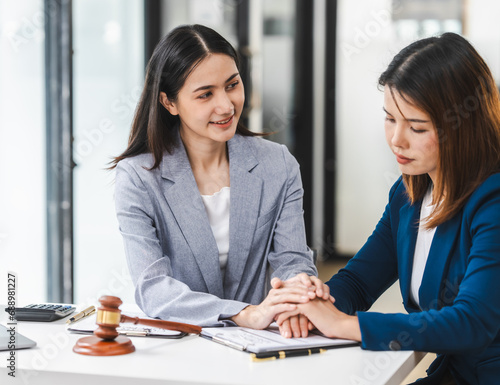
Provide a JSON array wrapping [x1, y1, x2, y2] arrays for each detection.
[[0, 1, 46, 304], [72, 0, 143, 304]]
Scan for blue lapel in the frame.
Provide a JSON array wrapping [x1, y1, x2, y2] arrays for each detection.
[[397, 200, 421, 310], [397, 194, 462, 311], [224, 135, 262, 299], [418, 216, 461, 310], [160, 141, 223, 297]]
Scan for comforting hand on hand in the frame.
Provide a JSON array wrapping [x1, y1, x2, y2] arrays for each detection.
[[271, 273, 332, 301], [276, 298, 362, 342], [269, 273, 332, 338], [230, 284, 312, 329], [231, 273, 361, 342]]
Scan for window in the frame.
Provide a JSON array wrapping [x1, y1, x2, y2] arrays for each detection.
[[0, 0, 46, 303], [72, 0, 144, 304]]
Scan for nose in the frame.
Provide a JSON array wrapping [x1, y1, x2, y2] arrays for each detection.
[[390, 123, 408, 148], [214, 91, 234, 116]]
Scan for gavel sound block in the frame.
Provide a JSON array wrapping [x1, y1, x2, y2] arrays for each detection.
[[73, 295, 202, 356]]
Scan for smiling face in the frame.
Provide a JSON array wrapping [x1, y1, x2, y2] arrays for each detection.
[[160, 53, 244, 147], [384, 86, 440, 184]]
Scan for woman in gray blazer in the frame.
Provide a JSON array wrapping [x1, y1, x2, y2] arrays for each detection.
[[110, 24, 322, 329]]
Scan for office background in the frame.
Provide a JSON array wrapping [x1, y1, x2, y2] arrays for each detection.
[[1, 0, 499, 307]]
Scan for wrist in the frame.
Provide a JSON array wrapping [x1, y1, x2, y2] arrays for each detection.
[[231, 305, 255, 327], [344, 315, 362, 342]]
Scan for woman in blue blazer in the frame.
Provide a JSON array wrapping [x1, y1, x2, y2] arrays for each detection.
[[275, 33, 500, 384], [110, 25, 323, 328]]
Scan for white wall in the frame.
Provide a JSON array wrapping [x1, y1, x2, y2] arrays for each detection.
[[72, 0, 144, 306], [335, 0, 401, 254], [466, 0, 500, 82], [0, 1, 46, 305]]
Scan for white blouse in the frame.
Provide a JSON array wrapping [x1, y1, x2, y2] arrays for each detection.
[[201, 187, 230, 277], [410, 188, 437, 307]]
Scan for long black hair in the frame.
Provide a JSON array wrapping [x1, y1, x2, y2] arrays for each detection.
[[110, 24, 260, 170]]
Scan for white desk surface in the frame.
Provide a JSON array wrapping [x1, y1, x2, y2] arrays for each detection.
[[0, 309, 425, 385]]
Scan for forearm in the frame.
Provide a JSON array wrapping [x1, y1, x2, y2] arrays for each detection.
[[136, 277, 248, 327]]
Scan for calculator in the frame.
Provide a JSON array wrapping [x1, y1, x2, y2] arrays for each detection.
[[5, 304, 76, 322]]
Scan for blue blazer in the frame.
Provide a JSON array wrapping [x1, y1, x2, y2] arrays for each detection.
[[114, 133, 316, 326], [327, 174, 500, 385]]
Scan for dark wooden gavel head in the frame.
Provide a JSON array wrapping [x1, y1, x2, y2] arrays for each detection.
[[73, 295, 134, 356], [93, 295, 123, 341]]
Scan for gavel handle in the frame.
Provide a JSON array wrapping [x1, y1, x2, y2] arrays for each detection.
[[120, 314, 202, 334]]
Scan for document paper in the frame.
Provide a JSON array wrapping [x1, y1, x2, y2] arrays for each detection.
[[201, 324, 358, 353]]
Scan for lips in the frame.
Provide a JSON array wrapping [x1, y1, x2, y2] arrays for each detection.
[[210, 115, 234, 127], [395, 153, 413, 165]]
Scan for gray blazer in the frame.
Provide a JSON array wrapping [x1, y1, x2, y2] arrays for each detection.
[[114, 133, 316, 326]]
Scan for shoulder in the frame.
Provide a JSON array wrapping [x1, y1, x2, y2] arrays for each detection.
[[387, 176, 410, 207], [236, 135, 297, 168], [237, 134, 286, 154], [459, 173, 500, 248], [116, 153, 156, 172], [115, 153, 162, 187], [464, 173, 500, 213], [470, 172, 500, 197]]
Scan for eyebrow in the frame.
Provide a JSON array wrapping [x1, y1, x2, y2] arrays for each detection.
[[382, 107, 430, 123], [192, 73, 240, 93]]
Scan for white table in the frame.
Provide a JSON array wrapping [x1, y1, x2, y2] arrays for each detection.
[[0, 311, 425, 385]]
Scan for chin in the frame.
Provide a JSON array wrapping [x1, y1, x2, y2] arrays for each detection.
[[214, 127, 238, 142]]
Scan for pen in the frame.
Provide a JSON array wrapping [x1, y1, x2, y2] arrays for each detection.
[[250, 348, 327, 362], [66, 306, 96, 324]]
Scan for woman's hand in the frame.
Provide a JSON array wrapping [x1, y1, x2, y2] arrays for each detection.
[[271, 273, 331, 301], [276, 298, 362, 342], [268, 274, 331, 338], [269, 274, 330, 338], [230, 285, 312, 330], [278, 314, 314, 338]]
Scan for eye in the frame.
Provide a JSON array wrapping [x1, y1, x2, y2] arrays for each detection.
[[385, 116, 395, 123], [198, 92, 212, 100], [410, 127, 426, 133], [227, 80, 239, 90]]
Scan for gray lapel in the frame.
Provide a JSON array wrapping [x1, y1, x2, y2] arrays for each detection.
[[224, 135, 262, 299], [160, 143, 223, 297]]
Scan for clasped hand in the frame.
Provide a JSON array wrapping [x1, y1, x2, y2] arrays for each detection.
[[272, 274, 362, 341], [232, 273, 361, 342], [231, 273, 332, 337]]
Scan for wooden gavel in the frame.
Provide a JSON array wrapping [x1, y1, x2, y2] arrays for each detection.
[[73, 295, 201, 356], [94, 295, 201, 339]]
